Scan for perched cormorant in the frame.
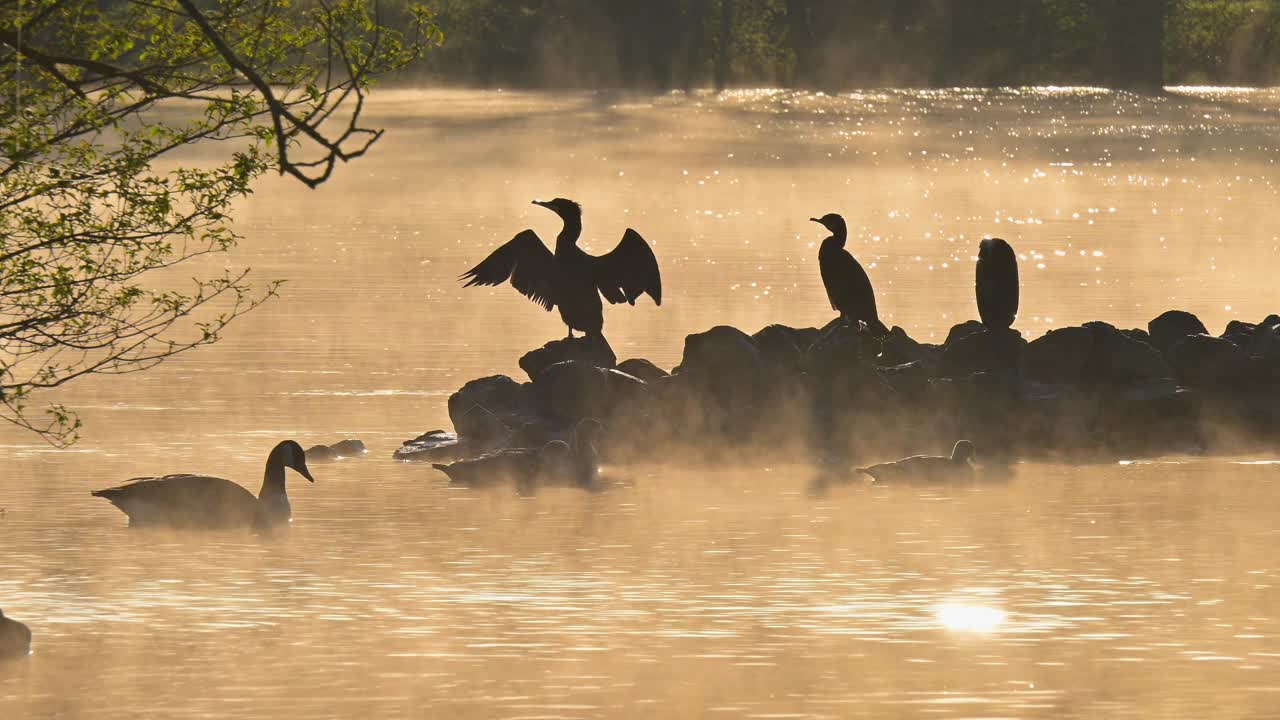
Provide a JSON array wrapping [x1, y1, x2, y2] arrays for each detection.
[[462, 198, 662, 338], [976, 238, 1019, 331], [91, 440, 314, 530], [0, 609, 31, 659], [811, 213, 888, 335], [857, 440, 976, 484]]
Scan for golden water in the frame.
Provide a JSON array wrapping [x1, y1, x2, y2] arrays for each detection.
[[2, 87, 1279, 718]]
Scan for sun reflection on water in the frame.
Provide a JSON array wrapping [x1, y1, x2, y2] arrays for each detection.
[[935, 603, 1008, 633]]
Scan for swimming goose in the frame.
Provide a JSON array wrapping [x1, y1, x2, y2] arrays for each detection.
[[0, 609, 31, 659], [858, 440, 976, 483], [432, 440, 572, 493], [811, 213, 888, 335], [461, 198, 662, 339], [92, 440, 314, 530], [976, 238, 1019, 331]]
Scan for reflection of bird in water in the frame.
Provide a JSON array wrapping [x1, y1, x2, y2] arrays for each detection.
[[858, 440, 976, 484], [976, 238, 1019, 331], [0, 609, 32, 659], [91, 440, 315, 530], [462, 198, 662, 339], [811, 213, 887, 335]]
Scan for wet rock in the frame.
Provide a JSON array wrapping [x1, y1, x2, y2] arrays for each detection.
[[1122, 328, 1153, 346], [518, 335, 616, 381], [1148, 310, 1208, 354], [1023, 323, 1171, 386], [807, 320, 873, 377], [877, 359, 933, 402], [393, 430, 466, 462], [1224, 320, 1256, 338], [751, 324, 805, 374], [331, 439, 367, 456], [1097, 380, 1201, 456], [938, 328, 1026, 378], [532, 360, 612, 423], [616, 358, 668, 383], [305, 445, 339, 462], [1249, 318, 1280, 361], [0, 610, 32, 660], [945, 320, 987, 345], [879, 326, 936, 367], [677, 326, 763, 388], [447, 375, 532, 446], [1167, 334, 1257, 388]]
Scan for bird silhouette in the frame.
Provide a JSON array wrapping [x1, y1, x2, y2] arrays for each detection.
[[976, 238, 1019, 331], [811, 213, 887, 335], [462, 198, 662, 339]]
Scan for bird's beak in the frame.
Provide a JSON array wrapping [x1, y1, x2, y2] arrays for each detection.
[[809, 217, 822, 224], [532, 200, 550, 209], [296, 464, 315, 483]]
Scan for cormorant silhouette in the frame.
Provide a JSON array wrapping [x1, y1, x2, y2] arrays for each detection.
[[976, 238, 1019, 331], [462, 199, 662, 338], [811, 213, 887, 335]]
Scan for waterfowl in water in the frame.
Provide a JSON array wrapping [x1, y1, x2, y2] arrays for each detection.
[[91, 440, 314, 530], [811, 213, 887, 335], [976, 238, 1019, 331], [0, 609, 31, 659], [858, 440, 976, 483], [538, 418, 603, 490], [461, 198, 662, 338], [433, 440, 572, 493]]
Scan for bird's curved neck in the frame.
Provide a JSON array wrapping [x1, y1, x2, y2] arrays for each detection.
[[555, 215, 582, 253], [259, 457, 287, 499], [573, 434, 599, 486], [821, 230, 847, 250]]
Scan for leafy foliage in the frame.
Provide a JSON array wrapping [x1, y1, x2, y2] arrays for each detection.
[[0, 0, 439, 444]]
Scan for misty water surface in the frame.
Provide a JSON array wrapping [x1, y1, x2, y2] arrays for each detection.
[[2, 87, 1279, 719]]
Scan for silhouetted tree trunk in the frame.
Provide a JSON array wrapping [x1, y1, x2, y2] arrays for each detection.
[[1100, 0, 1167, 90], [682, 0, 713, 90], [715, 0, 733, 91], [785, 0, 815, 88]]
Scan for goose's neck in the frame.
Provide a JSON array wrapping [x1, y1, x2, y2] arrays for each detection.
[[573, 435, 599, 486], [258, 460, 288, 500], [555, 216, 582, 253]]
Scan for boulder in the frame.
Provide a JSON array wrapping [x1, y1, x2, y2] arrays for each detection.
[[677, 325, 762, 382], [751, 324, 805, 374], [518, 335, 616, 381], [393, 430, 466, 462], [879, 326, 936, 367], [1248, 319, 1280, 361], [945, 320, 987, 345], [1022, 323, 1171, 386], [806, 320, 873, 377], [938, 327, 1026, 378], [1166, 334, 1257, 388], [1148, 310, 1208, 353], [330, 439, 367, 456], [532, 360, 612, 423], [617, 358, 669, 383], [447, 375, 531, 445]]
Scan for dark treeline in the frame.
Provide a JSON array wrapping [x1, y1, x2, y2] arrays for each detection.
[[406, 0, 1280, 89]]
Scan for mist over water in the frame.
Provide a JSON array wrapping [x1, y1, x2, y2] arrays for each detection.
[[2, 88, 1279, 718]]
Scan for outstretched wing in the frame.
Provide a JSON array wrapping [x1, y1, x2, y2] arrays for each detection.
[[460, 230, 557, 311], [593, 228, 662, 306]]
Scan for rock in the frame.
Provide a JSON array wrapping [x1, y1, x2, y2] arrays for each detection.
[[877, 359, 933, 402], [393, 430, 466, 462], [879, 326, 936, 366], [945, 320, 987, 345], [938, 327, 1026, 378], [0, 609, 31, 660], [1249, 319, 1280, 360], [532, 360, 611, 423], [617, 358, 668, 383], [603, 368, 648, 410], [1023, 323, 1171, 386], [518, 335, 616, 381], [751, 324, 805, 374], [806, 320, 873, 376], [1224, 320, 1256, 338], [677, 325, 762, 381], [447, 375, 531, 445], [1167, 334, 1257, 388], [1148, 310, 1208, 353], [331, 439, 366, 456], [1122, 328, 1153, 345]]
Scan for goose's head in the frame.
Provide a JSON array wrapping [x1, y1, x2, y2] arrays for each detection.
[[533, 197, 582, 222], [951, 440, 976, 463], [809, 213, 846, 236], [573, 418, 605, 450], [274, 440, 315, 482]]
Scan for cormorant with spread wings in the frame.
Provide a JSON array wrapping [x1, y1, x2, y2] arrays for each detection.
[[461, 198, 662, 338]]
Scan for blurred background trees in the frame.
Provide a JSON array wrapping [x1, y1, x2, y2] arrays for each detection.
[[407, 0, 1280, 89]]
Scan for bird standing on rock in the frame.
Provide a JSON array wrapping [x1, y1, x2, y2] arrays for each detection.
[[461, 198, 662, 339], [976, 238, 1019, 331], [811, 213, 888, 335]]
